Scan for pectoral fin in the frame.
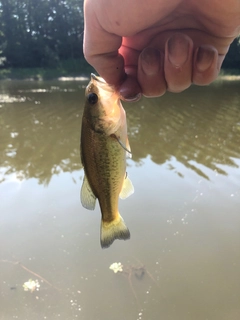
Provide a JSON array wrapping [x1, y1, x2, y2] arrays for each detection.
[[119, 174, 134, 199], [126, 137, 132, 159], [80, 175, 96, 210], [110, 134, 132, 157]]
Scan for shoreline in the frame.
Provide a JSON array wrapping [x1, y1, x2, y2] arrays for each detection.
[[0, 72, 92, 82], [216, 74, 240, 81], [0, 60, 94, 82], [0, 75, 91, 82], [0, 68, 239, 82]]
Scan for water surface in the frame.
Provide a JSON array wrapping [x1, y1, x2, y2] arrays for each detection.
[[0, 79, 240, 320]]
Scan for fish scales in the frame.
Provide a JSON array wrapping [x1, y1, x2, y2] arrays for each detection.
[[81, 122, 125, 220], [80, 74, 134, 248]]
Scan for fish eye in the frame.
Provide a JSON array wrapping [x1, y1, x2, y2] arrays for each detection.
[[87, 92, 98, 105]]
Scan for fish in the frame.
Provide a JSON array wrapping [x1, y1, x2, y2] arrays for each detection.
[[80, 73, 134, 248]]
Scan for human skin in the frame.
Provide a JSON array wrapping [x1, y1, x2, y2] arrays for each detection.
[[83, 0, 240, 100]]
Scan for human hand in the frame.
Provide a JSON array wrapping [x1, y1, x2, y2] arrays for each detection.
[[83, 0, 240, 100]]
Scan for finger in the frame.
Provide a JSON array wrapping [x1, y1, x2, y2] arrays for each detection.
[[164, 33, 193, 93], [118, 45, 142, 100], [83, 1, 125, 86], [192, 45, 222, 85], [119, 74, 142, 102], [138, 47, 166, 97]]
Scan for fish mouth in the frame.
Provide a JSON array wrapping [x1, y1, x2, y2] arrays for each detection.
[[91, 73, 106, 84], [90, 73, 116, 94]]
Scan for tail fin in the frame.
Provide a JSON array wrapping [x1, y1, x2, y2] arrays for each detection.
[[101, 214, 130, 249]]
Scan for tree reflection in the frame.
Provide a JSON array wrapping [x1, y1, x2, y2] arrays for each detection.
[[0, 80, 240, 185], [126, 81, 240, 179], [0, 82, 84, 185]]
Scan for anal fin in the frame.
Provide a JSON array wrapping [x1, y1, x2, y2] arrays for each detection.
[[119, 174, 134, 199]]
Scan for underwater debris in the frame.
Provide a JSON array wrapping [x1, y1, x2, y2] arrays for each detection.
[[109, 260, 159, 309], [109, 262, 123, 273], [23, 279, 40, 292]]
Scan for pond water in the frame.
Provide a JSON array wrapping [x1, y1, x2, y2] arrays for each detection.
[[0, 78, 240, 320]]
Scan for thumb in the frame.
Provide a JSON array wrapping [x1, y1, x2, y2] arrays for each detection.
[[83, 1, 141, 100], [83, 2, 125, 86]]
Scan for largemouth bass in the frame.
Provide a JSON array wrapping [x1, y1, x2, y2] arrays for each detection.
[[80, 74, 134, 248]]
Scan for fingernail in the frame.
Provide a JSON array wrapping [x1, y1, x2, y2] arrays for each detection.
[[167, 34, 190, 67], [140, 48, 160, 75], [196, 46, 216, 72], [119, 75, 142, 101], [120, 92, 142, 102]]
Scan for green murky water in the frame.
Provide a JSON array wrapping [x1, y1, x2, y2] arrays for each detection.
[[0, 79, 240, 320]]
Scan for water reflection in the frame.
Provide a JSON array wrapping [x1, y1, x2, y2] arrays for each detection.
[[127, 81, 240, 179], [0, 81, 84, 185], [1, 80, 240, 320], [0, 80, 240, 184]]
